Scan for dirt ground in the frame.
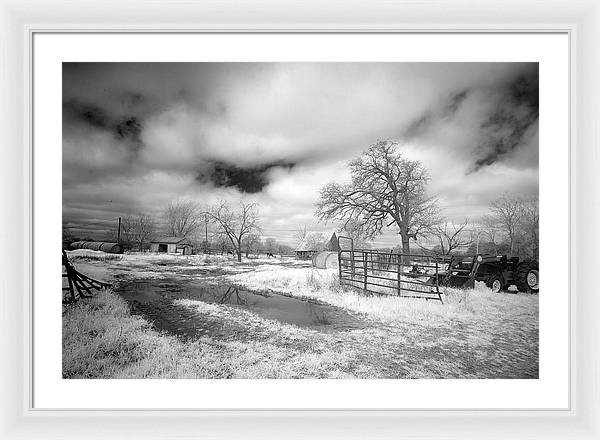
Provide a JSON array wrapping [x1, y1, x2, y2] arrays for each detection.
[[64, 251, 539, 379]]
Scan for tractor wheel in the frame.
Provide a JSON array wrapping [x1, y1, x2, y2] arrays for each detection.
[[516, 262, 539, 293], [484, 275, 504, 293]]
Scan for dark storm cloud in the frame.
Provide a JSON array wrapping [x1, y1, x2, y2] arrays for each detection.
[[63, 100, 110, 129], [471, 67, 539, 171], [197, 160, 296, 193], [403, 113, 433, 139], [403, 90, 470, 139], [445, 90, 469, 115], [115, 116, 143, 151], [63, 99, 145, 154], [62, 62, 260, 118], [400, 64, 538, 173]]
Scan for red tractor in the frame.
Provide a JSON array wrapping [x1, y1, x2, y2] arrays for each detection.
[[438, 254, 539, 293]]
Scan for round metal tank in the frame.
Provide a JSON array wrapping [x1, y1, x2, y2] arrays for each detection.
[[312, 251, 339, 269], [70, 241, 123, 254]]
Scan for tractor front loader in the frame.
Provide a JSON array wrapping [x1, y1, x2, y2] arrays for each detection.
[[436, 254, 539, 294]]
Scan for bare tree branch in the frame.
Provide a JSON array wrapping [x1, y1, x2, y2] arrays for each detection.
[[164, 200, 201, 238], [242, 233, 261, 257], [121, 213, 156, 252], [487, 194, 538, 258], [295, 225, 309, 243], [518, 197, 539, 259], [490, 193, 523, 255], [428, 218, 473, 255]]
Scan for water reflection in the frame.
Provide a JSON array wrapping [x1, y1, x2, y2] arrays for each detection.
[[114, 279, 366, 339], [212, 285, 261, 307]]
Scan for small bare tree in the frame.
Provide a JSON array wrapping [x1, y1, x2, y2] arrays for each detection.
[[122, 213, 156, 251], [242, 233, 261, 257], [479, 214, 501, 254], [207, 201, 260, 262], [164, 200, 201, 238], [490, 193, 523, 255], [264, 237, 278, 254], [316, 140, 439, 254], [211, 230, 231, 254], [295, 224, 309, 243], [62, 227, 75, 245], [428, 219, 473, 255], [519, 197, 539, 259]]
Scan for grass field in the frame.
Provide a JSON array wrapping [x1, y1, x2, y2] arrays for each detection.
[[63, 289, 361, 378], [63, 252, 539, 379]]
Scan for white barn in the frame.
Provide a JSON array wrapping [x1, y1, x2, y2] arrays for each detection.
[[150, 236, 193, 255], [295, 230, 339, 260]]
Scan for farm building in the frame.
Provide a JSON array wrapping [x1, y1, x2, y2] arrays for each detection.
[[295, 230, 340, 260], [150, 237, 193, 255]]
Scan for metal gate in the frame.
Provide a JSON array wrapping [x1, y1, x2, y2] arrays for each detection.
[[62, 251, 111, 303], [337, 236, 445, 302]]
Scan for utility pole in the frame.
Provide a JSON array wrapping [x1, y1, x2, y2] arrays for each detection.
[[204, 214, 208, 243], [117, 216, 122, 243]]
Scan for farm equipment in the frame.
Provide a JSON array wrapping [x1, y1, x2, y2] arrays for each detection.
[[335, 236, 538, 299], [437, 254, 539, 293]]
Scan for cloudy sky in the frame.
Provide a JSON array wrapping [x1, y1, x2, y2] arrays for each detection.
[[62, 62, 538, 247]]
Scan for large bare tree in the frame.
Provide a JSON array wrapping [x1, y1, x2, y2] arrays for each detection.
[[164, 200, 201, 238], [316, 140, 439, 253], [207, 201, 260, 262], [121, 213, 156, 251]]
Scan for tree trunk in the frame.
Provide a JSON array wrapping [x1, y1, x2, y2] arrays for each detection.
[[400, 233, 410, 254], [400, 230, 411, 263], [237, 239, 242, 262]]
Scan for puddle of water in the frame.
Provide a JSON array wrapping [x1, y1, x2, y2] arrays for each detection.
[[114, 279, 366, 340]]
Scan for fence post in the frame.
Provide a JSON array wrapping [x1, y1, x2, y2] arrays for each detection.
[[397, 255, 401, 296], [363, 251, 368, 292], [351, 241, 355, 278], [337, 246, 343, 287], [435, 258, 439, 291]]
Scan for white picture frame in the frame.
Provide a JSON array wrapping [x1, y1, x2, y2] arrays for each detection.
[[1, 0, 598, 438]]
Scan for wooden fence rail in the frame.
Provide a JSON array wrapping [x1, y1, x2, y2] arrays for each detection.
[[62, 251, 111, 304]]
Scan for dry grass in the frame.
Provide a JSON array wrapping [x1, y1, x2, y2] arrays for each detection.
[[65, 255, 538, 379], [62, 289, 366, 379], [225, 266, 539, 378], [226, 267, 538, 327], [66, 249, 123, 262]]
